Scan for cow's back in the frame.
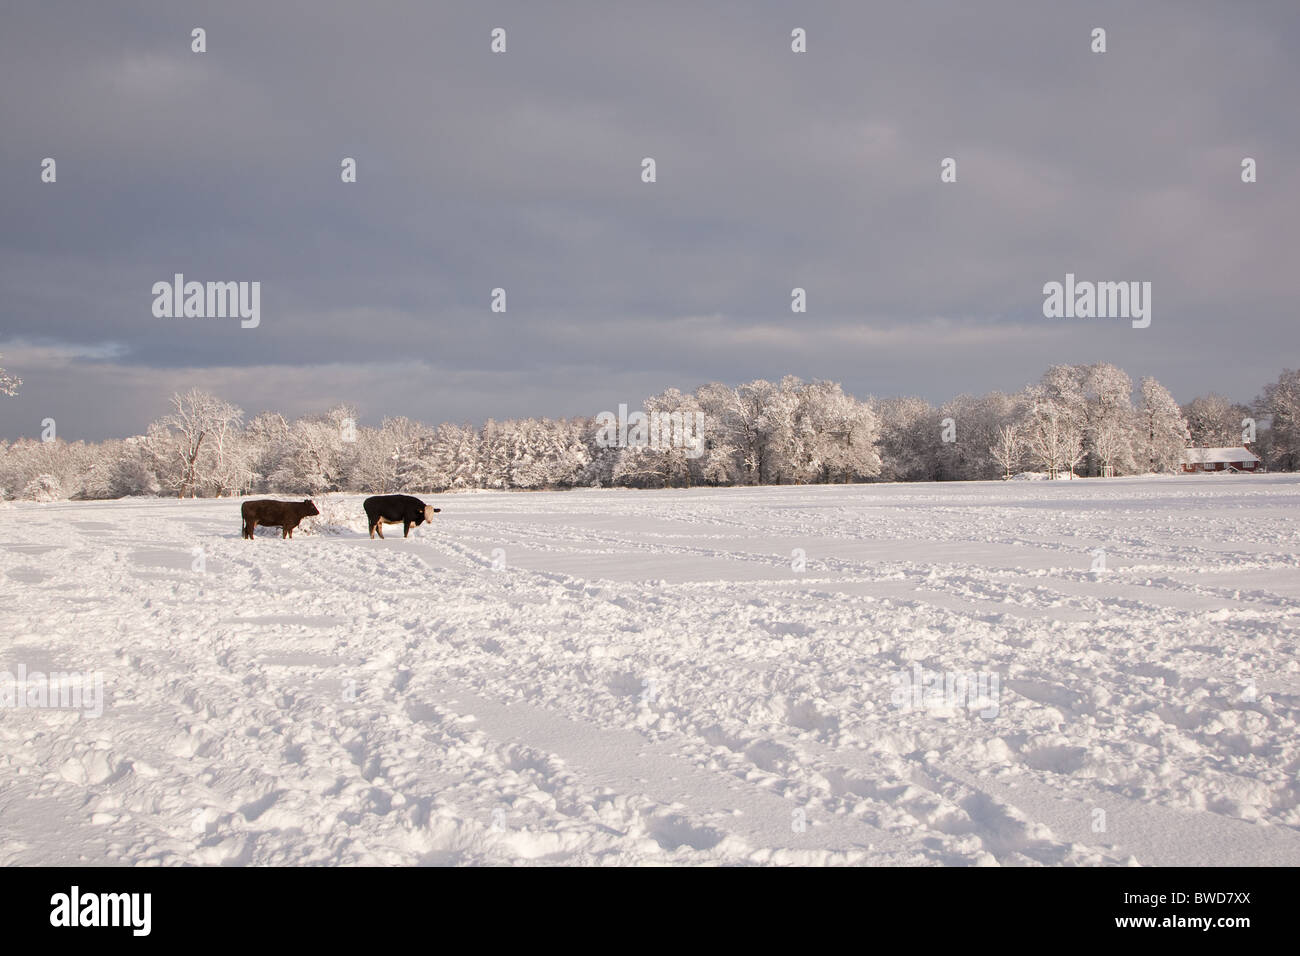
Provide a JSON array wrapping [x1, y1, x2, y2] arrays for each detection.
[[364, 494, 422, 515], [242, 499, 296, 523]]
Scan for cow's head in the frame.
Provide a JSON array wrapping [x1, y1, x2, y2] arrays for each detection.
[[304, 499, 320, 516], [424, 505, 440, 522]]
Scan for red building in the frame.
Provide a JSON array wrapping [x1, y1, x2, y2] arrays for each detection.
[[1180, 447, 1262, 473]]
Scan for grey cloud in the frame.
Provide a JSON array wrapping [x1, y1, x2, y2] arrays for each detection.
[[2, 0, 1297, 438]]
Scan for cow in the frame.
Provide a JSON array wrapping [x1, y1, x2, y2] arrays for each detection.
[[363, 494, 440, 539], [241, 499, 319, 539]]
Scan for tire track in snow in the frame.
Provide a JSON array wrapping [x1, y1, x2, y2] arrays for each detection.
[[410, 678, 929, 864]]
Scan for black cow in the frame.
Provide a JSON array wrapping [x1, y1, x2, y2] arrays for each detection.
[[363, 494, 440, 539], [241, 499, 319, 539]]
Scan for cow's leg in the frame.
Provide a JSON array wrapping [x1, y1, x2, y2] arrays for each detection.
[[246, 520, 256, 539], [376, 521, 384, 539], [282, 526, 289, 539], [404, 520, 412, 537]]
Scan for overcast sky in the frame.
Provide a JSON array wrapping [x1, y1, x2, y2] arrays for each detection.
[[2, 0, 1297, 440]]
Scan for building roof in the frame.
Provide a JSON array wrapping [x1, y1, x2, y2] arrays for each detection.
[[1180, 446, 1261, 465]]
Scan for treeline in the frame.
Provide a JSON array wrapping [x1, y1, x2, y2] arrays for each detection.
[[2, 365, 1298, 500]]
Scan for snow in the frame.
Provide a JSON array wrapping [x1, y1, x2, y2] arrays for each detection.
[[2, 475, 1299, 866]]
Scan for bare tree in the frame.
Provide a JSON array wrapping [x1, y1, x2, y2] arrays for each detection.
[[151, 389, 244, 498], [1025, 396, 1084, 479], [989, 423, 1022, 479], [1092, 418, 1133, 476]]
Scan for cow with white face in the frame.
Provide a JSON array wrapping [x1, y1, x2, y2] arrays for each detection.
[[363, 494, 441, 539]]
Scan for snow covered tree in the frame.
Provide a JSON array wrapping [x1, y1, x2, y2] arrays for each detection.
[[936, 391, 1024, 481], [1092, 418, 1134, 476], [619, 388, 707, 487], [693, 384, 740, 484], [1081, 364, 1137, 476], [107, 438, 162, 497], [934, 394, 975, 481], [687, 379, 879, 486], [552, 418, 597, 488], [1024, 393, 1085, 478], [427, 422, 483, 490], [503, 418, 555, 489], [754, 377, 806, 485], [573, 417, 618, 487], [478, 419, 512, 489], [1256, 369, 1300, 471], [4, 363, 1248, 498], [243, 412, 292, 492], [989, 422, 1023, 479], [147, 389, 244, 497], [22, 473, 64, 502], [696, 381, 770, 485], [0, 355, 19, 396], [0, 438, 40, 498], [799, 381, 880, 482], [207, 421, 254, 497], [71, 440, 115, 499], [268, 405, 357, 494], [1038, 366, 1089, 424], [871, 396, 940, 481], [1036, 365, 1093, 475], [1022, 364, 1135, 476], [0, 437, 101, 500], [1183, 393, 1247, 447], [1138, 377, 1187, 473], [349, 416, 431, 493]]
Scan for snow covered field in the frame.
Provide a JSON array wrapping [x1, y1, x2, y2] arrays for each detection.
[[2, 476, 1299, 866]]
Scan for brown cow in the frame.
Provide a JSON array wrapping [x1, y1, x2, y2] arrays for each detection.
[[241, 499, 319, 539]]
